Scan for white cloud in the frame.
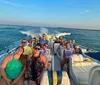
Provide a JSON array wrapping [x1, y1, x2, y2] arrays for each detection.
[[80, 10, 90, 14], [3, 0, 37, 7]]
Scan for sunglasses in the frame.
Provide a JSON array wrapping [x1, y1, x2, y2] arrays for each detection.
[[35, 48, 40, 50], [22, 42, 26, 43]]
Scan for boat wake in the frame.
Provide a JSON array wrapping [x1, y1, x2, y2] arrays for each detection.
[[20, 27, 71, 38]]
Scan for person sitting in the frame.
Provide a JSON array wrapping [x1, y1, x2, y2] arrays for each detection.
[[53, 37, 61, 53], [46, 33, 51, 41], [28, 39, 34, 53], [60, 42, 73, 75], [73, 44, 81, 53], [57, 41, 65, 56], [36, 39, 40, 45], [73, 45, 85, 59], [32, 37, 37, 47], [59, 37, 63, 43], [27, 44, 48, 85], [73, 44, 86, 57], [54, 37, 61, 43], [28, 39, 33, 48], [0, 46, 26, 85], [68, 40, 74, 49], [41, 43, 50, 55], [86, 48, 93, 52], [40, 34, 48, 46], [21, 39, 32, 57]]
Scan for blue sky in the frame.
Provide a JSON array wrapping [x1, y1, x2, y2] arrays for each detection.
[[0, 0, 100, 29]]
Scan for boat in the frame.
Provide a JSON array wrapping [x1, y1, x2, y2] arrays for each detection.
[[88, 65, 100, 85], [0, 30, 100, 85], [53, 39, 100, 85]]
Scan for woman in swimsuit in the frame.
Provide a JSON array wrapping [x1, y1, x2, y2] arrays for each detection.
[[27, 44, 48, 85], [0, 46, 26, 85]]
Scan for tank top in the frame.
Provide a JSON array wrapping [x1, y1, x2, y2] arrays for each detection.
[[64, 48, 73, 59], [5, 54, 22, 79]]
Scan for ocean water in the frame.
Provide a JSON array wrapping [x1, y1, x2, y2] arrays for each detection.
[[0, 25, 100, 53]]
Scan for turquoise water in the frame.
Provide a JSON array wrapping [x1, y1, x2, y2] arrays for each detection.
[[0, 25, 100, 52]]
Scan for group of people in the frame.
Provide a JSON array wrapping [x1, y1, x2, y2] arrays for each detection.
[[0, 33, 84, 85], [56, 39, 84, 76], [0, 34, 50, 85]]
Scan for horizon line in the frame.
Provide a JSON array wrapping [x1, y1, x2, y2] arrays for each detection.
[[0, 23, 100, 31]]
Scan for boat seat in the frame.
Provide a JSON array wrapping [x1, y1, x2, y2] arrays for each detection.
[[69, 54, 98, 85], [88, 65, 100, 85], [40, 71, 70, 85]]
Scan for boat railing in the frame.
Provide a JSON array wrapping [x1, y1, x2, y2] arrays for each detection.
[[83, 53, 100, 63], [0, 46, 17, 65]]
